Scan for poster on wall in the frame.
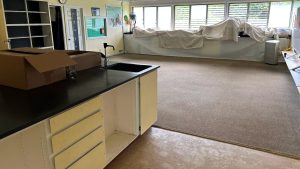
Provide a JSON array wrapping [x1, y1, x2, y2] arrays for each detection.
[[85, 17, 107, 39], [91, 7, 100, 16], [106, 5, 122, 27]]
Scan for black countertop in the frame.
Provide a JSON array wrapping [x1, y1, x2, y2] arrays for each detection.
[[0, 64, 159, 139]]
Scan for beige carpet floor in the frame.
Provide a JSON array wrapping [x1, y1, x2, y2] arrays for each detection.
[[106, 128, 300, 169], [111, 54, 300, 159]]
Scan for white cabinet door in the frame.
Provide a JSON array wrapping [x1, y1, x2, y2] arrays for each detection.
[[140, 70, 158, 134], [0, 122, 51, 169]]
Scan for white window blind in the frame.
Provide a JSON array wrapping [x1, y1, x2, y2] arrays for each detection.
[[133, 7, 144, 28], [229, 3, 248, 21], [269, 1, 292, 28], [248, 2, 270, 27], [175, 6, 190, 30], [190, 5, 207, 30], [207, 4, 225, 25], [158, 6, 171, 30], [144, 7, 157, 28]]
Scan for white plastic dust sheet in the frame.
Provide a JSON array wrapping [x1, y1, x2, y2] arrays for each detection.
[[158, 30, 204, 49], [133, 18, 273, 49]]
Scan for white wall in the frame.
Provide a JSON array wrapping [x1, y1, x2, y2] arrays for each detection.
[[48, 0, 130, 55]]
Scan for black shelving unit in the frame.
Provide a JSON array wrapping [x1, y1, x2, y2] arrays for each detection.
[[2, 0, 53, 49]]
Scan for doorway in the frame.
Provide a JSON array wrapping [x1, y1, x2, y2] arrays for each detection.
[[64, 7, 84, 50], [50, 6, 65, 50]]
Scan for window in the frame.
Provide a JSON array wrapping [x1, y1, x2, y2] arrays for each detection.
[[158, 7, 171, 30], [175, 6, 190, 30], [144, 7, 157, 28], [229, 1, 292, 28], [134, 6, 171, 29], [207, 4, 225, 25], [133, 7, 143, 28], [190, 5, 207, 30], [248, 3, 270, 27], [269, 1, 292, 28], [292, 0, 300, 27], [134, 1, 295, 30], [293, 0, 300, 17], [229, 3, 248, 21], [175, 5, 207, 30]]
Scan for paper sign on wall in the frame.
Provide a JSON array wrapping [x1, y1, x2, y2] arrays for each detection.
[[106, 5, 122, 27], [85, 17, 107, 39]]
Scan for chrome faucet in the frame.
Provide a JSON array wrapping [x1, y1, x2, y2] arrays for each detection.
[[101, 43, 115, 68]]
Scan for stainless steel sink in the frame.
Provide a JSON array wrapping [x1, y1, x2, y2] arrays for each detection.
[[107, 63, 151, 72]]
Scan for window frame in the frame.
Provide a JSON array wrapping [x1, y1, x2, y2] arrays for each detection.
[[174, 5, 191, 30], [133, 0, 294, 30], [157, 6, 172, 30], [190, 5, 208, 29], [132, 7, 145, 28], [228, 1, 293, 28], [268, 1, 293, 28], [133, 6, 172, 30], [228, 3, 249, 21], [174, 4, 225, 29], [206, 4, 226, 25], [143, 6, 158, 29]]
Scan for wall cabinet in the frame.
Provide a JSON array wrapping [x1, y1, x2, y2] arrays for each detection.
[[0, 0, 53, 49], [0, 70, 158, 169]]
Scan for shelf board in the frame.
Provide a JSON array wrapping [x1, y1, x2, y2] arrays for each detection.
[[105, 131, 137, 166], [7, 24, 29, 27], [5, 10, 27, 13], [28, 11, 48, 14], [36, 46, 54, 49], [31, 35, 48, 38], [29, 23, 51, 26], [8, 36, 30, 40]]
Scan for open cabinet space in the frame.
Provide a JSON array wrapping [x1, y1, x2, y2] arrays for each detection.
[[102, 78, 140, 165]]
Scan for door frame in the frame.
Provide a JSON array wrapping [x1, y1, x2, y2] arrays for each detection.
[[49, 5, 67, 50], [63, 6, 86, 50]]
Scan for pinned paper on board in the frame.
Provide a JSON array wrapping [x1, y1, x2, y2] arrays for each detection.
[[106, 5, 122, 27], [85, 17, 107, 39]]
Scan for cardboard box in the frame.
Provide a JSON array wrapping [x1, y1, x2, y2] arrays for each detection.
[[67, 51, 101, 71], [0, 49, 77, 90], [14, 48, 101, 71]]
